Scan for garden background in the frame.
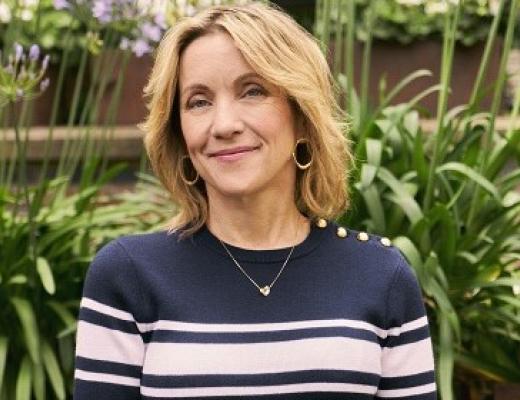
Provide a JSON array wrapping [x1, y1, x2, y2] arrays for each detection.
[[1, 0, 519, 399]]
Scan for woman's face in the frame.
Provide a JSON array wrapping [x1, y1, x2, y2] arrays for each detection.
[[178, 32, 299, 200]]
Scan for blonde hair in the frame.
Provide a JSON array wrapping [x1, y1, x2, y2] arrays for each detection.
[[139, 1, 354, 237]]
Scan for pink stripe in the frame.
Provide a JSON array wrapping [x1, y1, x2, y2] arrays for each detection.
[[75, 369, 140, 387], [76, 321, 144, 366], [377, 382, 437, 398], [141, 382, 377, 397], [381, 338, 435, 376], [143, 337, 381, 375]]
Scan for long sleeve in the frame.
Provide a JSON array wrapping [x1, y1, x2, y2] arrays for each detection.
[[73, 240, 145, 399], [376, 254, 437, 399]]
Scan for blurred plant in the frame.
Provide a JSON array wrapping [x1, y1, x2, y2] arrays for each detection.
[[0, 43, 50, 107], [0, 13, 169, 400], [0, 0, 84, 64], [316, 0, 520, 399], [52, 0, 169, 57], [315, 0, 504, 46]]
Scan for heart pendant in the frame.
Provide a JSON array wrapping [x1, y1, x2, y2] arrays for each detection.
[[259, 286, 271, 296]]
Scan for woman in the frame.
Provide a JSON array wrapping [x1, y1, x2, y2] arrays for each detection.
[[73, 2, 437, 399]]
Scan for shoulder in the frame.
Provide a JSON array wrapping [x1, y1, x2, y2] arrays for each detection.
[[320, 220, 409, 277], [88, 230, 182, 279], [83, 231, 182, 316]]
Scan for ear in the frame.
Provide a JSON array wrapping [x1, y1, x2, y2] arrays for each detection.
[[292, 104, 307, 140]]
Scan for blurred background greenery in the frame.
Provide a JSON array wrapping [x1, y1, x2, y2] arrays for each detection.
[[0, 1, 519, 399]]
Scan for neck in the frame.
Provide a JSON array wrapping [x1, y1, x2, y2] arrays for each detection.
[[206, 190, 309, 250]]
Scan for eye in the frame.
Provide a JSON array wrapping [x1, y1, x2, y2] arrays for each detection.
[[244, 86, 266, 97], [187, 98, 210, 109]]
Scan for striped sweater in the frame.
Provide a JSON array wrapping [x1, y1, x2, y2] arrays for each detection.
[[73, 221, 437, 399]]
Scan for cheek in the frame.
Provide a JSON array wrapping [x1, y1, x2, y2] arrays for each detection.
[[180, 115, 207, 152]]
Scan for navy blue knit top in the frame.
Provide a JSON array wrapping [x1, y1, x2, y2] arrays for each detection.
[[73, 221, 437, 399]]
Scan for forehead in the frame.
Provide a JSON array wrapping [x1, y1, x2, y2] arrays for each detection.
[[179, 32, 259, 87]]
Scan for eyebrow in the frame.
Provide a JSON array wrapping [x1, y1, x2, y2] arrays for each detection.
[[180, 72, 264, 99]]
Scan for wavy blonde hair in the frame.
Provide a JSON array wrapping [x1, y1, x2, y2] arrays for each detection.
[[139, 1, 354, 237]]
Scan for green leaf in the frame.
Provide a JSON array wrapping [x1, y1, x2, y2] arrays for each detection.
[[436, 162, 502, 204], [0, 337, 8, 392], [393, 236, 422, 269], [438, 312, 454, 400], [359, 164, 377, 189], [46, 301, 76, 328], [31, 360, 45, 400], [11, 298, 40, 365], [473, 277, 520, 289], [16, 356, 31, 400], [377, 167, 423, 225], [42, 341, 65, 400], [7, 275, 28, 285], [413, 129, 429, 187], [456, 352, 520, 382], [36, 257, 56, 295], [365, 138, 382, 166], [361, 184, 386, 232]]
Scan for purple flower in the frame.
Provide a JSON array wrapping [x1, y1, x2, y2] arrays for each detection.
[[132, 39, 151, 57], [42, 54, 50, 71], [154, 13, 167, 30], [14, 43, 23, 63], [93, 0, 113, 23], [40, 77, 50, 92], [141, 22, 161, 42], [53, 0, 70, 9], [29, 44, 40, 61]]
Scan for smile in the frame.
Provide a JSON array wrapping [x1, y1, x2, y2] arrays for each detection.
[[209, 146, 261, 162]]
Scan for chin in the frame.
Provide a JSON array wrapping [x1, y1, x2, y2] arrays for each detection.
[[206, 177, 263, 198]]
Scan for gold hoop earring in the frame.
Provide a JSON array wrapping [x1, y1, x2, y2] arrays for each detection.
[[292, 138, 313, 170], [180, 155, 200, 186]]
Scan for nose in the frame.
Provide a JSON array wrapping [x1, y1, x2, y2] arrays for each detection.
[[210, 99, 244, 139]]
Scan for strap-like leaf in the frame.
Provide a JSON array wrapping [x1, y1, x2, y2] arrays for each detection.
[[15, 356, 31, 400], [437, 162, 502, 203], [10, 298, 40, 365], [42, 341, 65, 400], [31, 360, 45, 400], [36, 257, 55, 295], [0, 337, 8, 392]]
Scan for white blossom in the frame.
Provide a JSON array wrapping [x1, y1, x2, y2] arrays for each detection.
[[396, 0, 424, 6], [488, 0, 500, 15], [425, 1, 449, 14], [20, 8, 34, 20], [0, 3, 11, 23], [21, 0, 39, 6]]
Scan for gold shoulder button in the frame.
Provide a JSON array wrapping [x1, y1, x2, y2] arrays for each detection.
[[357, 232, 369, 242], [336, 227, 348, 238], [380, 237, 392, 247], [316, 218, 327, 228]]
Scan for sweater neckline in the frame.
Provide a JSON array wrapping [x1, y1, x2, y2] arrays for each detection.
[[194, 221, 328, 264]]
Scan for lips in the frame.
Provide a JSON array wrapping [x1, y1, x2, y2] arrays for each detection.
[[209, 146, 260, 157]]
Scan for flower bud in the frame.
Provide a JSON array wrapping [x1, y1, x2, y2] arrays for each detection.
[[40, 77, 50, 92], [42, 54, 50, 71], [53, 0, 70, 10], [14, 43, 23, 63], [29, 44, 40, 61]]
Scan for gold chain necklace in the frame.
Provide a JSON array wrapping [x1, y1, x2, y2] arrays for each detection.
[[218, 222, 302, 297]]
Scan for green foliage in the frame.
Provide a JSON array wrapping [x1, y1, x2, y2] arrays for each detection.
[[0, 164, 167, 399], [315, 0, 501, 45], [0, 4, 171, 399], [317, 0, 520, 398], [0, 0, 85, 64]]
